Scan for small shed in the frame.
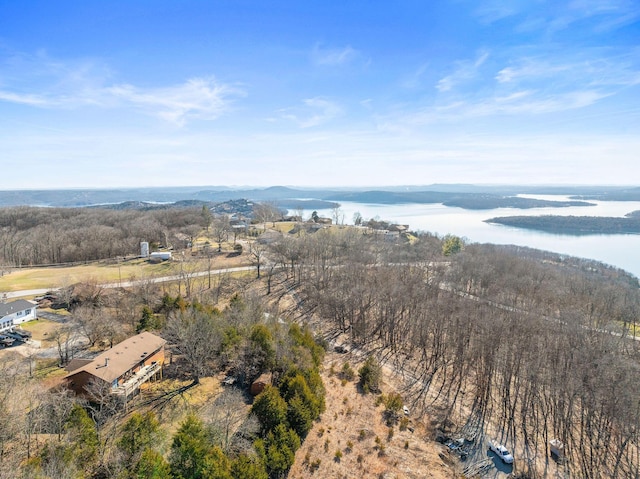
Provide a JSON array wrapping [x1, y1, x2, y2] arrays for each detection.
[[149, 251, 172, 261], [250, 372, 272, 396]]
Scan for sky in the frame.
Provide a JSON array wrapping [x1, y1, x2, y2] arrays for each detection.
[[0, 0, 639, 189]]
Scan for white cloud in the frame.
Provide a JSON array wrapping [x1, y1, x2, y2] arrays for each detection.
[[436, 51, 489, 92], [474, 1, 526, 24], [107, 77, 244, 125], [312, 44, 359, 66], [279, 97, 343, 128], [0, 90, 51, 106], [473, 0, 640, 34], [494, 52, 640, 88], [401, 63, 429, 89], [0, 51, 243, 125]]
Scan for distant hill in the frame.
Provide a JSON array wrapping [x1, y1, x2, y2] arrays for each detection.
[[0, 184, 634, 209], [571, 187, 640, 201], [324, 191, 594, 210]]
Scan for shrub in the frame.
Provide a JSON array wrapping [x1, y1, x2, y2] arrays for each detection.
[[359, 355, 382, 393], [399, 417, 409, 431], [341, 362, 355, 381]]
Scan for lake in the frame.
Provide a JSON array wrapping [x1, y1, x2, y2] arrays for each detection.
[[310, 195, 640, 280]]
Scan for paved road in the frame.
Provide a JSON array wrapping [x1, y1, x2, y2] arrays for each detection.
[[5, 288, 53, 299]]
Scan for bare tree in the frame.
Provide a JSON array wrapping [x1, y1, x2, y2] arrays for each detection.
[[211, 215, 231, 252], [205, 388, 247, 453], [249, 241, 267, 279], [165, 309, 222, 384], [52, 323, 82, 366], [253, 202, 282, 230]]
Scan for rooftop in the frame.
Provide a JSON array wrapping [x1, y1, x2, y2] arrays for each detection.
[[0, 299, 36, 317], [64, 331, 166, 384]]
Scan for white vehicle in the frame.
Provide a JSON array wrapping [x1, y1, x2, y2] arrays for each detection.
[[403, 405, 410, 416], [489, 441, 514, 464]]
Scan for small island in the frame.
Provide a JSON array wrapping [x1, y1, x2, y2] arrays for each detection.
[[485, 214, 640, 235]]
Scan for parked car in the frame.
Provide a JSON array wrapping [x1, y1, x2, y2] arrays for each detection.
[[489, 441, 514, 464], [0, 335, 15, 347], [4, 332, 23, 342], [13, 328, 32, 339], [403, 405, 410, 416]]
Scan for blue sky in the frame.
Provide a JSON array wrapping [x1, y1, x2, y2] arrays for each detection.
[[1, 0, 639, 188]]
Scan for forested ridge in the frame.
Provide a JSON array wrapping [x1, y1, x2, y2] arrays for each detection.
[[0, 206, 209, 266], [0, 204, 639, 478], [486, 214, 640, 235], [265, 229, 640, 478]]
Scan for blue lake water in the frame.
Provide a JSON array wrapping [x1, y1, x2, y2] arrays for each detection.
[[308, 195, 640, 280]]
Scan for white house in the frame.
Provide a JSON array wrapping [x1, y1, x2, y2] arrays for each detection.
[[0, 299, 37, 333]]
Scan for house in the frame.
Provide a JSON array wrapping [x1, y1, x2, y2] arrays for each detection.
[[388, 224, 410, 233], [0, 299, 37, 334], [64, 332, 166, 399]]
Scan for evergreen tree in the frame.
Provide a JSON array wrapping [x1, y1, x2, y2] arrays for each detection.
[[255, 424, 300, 477], [286, 394, 313, 438], [65, 404, 98, 469], [358, 355, 382, 393], [169, 415, 211, 479], [134, 448, 171, 479], [201, 446, 232, 479], [251, 386, 287, 434], [117, 411, 161, 466], [136, 305, 156, 332], [230, 454, 268, 479]]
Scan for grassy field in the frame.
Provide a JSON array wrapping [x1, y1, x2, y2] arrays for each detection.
[[0, 248, 253, 293], [0, 258, 176, 292]]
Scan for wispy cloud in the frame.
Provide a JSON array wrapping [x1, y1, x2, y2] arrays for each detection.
[[436, 51, 489, 92], [279, 97, 343, 128], [0, 91, 52, 106], [382, 88, 611, 129], [0, 51, 243, 125], [401, 63, 429, 89], [107, 78, 244, 125], [474, 0, 526, 24], [312, 44, 360, 66], [474, 0, 640, 34], [495, 52, 640, 88]]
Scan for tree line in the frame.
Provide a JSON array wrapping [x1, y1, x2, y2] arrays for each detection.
[[0, 205, 223, 267]]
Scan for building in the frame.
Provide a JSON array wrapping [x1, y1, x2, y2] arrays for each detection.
[[149, 251, 172, 261], [0, 299, 37, 334], [64, 331, 166, 399]]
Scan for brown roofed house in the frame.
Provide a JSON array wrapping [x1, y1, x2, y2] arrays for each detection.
[[64, 332, 166, 399]]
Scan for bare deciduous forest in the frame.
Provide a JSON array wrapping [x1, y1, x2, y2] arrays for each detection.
[[0, 204, 639, 478]]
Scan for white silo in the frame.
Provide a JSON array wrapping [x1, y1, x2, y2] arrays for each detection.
[[140, 242, 150, 258]]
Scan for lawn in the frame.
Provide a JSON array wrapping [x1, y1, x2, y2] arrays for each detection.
[[19, 318, 63, 346], [0, 252, 252, 293], [0, 259, 175, 292]]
